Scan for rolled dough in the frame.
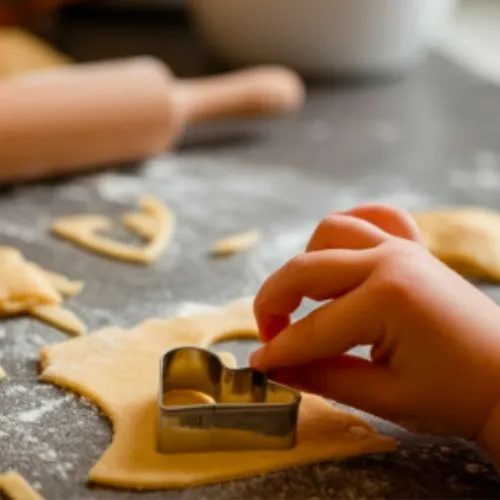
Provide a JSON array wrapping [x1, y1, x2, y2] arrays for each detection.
[[0, 471, 44, 500], [50, 196, 175, 264], [0, 246, 85, 336], [211, 229, 261, 257], [39, 299, 396, 490], [413, 207, 500, 282]]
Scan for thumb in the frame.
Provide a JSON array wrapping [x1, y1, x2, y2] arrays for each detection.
[[272, 355, 401, 421]]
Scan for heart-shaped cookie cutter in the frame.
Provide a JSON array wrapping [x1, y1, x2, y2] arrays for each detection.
[[157, 346, 301, 453]]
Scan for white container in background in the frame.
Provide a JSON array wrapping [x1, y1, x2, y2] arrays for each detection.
[[188, 0, 458, 77]]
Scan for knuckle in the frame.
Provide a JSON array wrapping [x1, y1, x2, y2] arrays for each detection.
[[318, 214, 352, 233], [371, 240, 426, 302], [311, 215, 341, 241], [283, 253, 310, 276], [379, 238, 422, 264]]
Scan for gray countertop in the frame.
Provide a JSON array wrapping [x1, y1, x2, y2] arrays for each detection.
[[2, 8, 500, 500]]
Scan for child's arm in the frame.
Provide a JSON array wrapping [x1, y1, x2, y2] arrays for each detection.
[[251, 205, 500, 469]]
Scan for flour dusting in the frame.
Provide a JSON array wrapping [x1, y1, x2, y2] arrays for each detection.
[[95, 172, 143, 202], [373, 121, 401, 144], [307, 120, 333, 143], [0, 222, 42, 243], [17, 395, 72, 423], [449, 150, 500, 190], [174, 302, 218, 317]]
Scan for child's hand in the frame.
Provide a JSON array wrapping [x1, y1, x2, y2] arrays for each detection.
[[250, 205, 500, 447]]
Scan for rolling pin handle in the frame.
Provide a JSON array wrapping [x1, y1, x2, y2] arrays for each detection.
[[174, 66, 305, 125]]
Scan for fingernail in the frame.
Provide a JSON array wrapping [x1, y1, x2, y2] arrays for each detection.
[[249, 348, 266, 370]]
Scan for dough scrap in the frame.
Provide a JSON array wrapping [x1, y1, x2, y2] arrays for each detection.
[[413, 207, 500, 282], [39, 299, 396, 490], [0, 246, 85, 335], [0, 28, 71, 78], [51, 196, 175, 264], [0, 247, 61, 312], [37, 269, 84, 297], [211, 229, 261, 256], [0, 471, 44, 500], [31, 305, 87, 337], [122, 212, 158, 240]]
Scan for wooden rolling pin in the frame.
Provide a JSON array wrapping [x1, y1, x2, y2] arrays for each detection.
[[0, 56, 305, 183]]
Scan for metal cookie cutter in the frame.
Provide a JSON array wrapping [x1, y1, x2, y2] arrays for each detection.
[[157, 346, 301, 453]]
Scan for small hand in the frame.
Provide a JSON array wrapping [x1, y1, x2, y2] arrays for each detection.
[[251, 205, 500, 443]]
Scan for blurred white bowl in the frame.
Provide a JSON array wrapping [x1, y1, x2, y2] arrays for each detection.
[[188, 0, 458, 77]]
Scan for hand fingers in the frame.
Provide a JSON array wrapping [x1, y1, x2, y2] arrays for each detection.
[[306, 214, 391, 252], [251, 282, 383, 370], [340, 204, 423, 243], [253, 249, 377, 341], [272, 354, 401, 421]]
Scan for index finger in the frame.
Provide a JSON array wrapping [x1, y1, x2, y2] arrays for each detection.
[[341, 204, 423, 243], [251, 283, 384, 371], [253, 248, 377, 341]]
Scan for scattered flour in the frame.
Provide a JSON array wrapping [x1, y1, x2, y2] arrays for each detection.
[[174, 302, 218, 317], [449, 150, 500, 190], [95, 172, 144, 203], [307, 120, 333, 143], [3, 384, 28, 397], [257, 225, 312, 267], [373, 121, 401, 144], [0, 222, 41, 243], [17, 395, 72, 423]]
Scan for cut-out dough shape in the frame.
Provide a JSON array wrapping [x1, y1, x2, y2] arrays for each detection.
[[0, 246, 85, 335], [51, 196, 175, 264], [122, 212, 159, 240], [413, 207, 500, 282], [37, 268, 84, 297], [31, 305, 87, 337], [0, 247, 61, 313], [40, 299, 396, 490], [0, 471, 44, 500], [211, 229, 261, 257]]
